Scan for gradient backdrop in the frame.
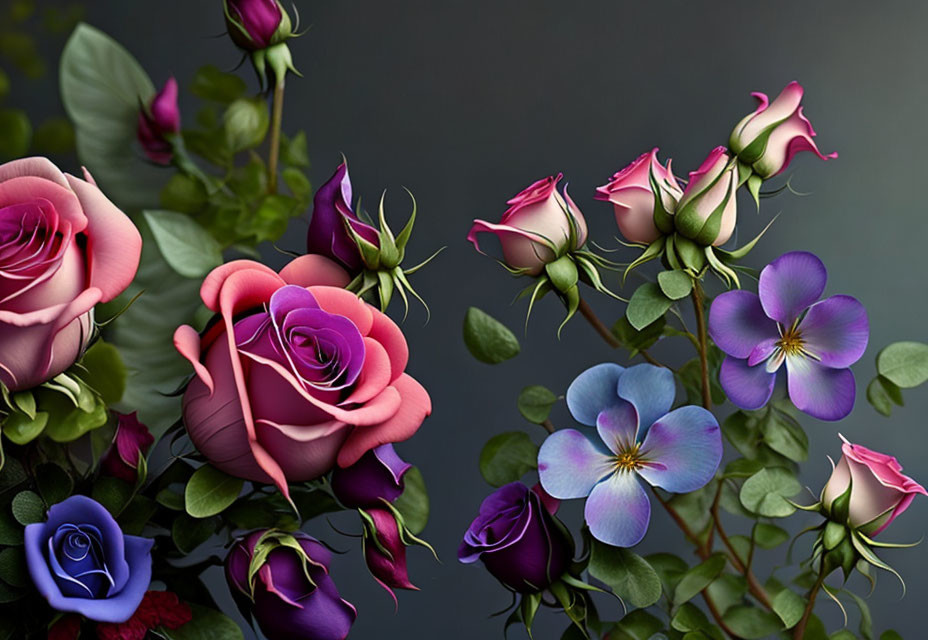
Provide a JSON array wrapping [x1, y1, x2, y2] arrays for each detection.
[[18, 1, 928, 638]]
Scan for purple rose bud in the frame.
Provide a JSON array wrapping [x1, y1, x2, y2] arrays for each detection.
[[226, 530, 356, 640], [331, 444, 411, 509], [306, 161, 380, 274], [24, 496, 154, 623], [224, 0, 290, 51], [363, 508, 418, 603], [101, 413, 155, 484], [137, 77, 180, 165], [459, 482, 573, 593]]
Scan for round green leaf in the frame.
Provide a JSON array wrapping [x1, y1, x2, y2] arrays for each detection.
[[2, 411, 48, 445], [752, 522, 789, 549], [627, 282, 673, 331], [0, 109, 31, 160], [517, 385, 558, 424], [657, 270, 694, 300], [589, 540, 662, 608], [479, 431, 538, 487], [877, 341, 928, 389], [392, 466, 428, 534], [185, 465, 243, 518], [31, 117, 75, 154], [463, 307, 520, 364], [771, 588, 805, 627], [739, 468, 801, 518], [224, 97, 270, 152], [11, 491, 44, 526]]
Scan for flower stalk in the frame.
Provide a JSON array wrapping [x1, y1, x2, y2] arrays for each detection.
[[267, 79, 285, 194]]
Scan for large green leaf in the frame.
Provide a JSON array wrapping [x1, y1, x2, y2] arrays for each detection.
[[60, 23, 165, 209], [185, 464, 243, 518], [393, 466, 429, 535], [463, 307, 520, 364], [739, 467, 801, 518], [144, 210, 224, 278], [589, 541, 662, 608], [877, 341, 928, 389], [479, 431, 538, 487]]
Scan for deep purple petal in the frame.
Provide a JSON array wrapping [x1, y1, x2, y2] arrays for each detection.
[[638, 406, 722, 493], [616, 364, 675, 437], [584, 473, 651, 547], [565, 363, 625, 426], [719, 356, 776, 410], [254, 570, 356, 640], [595, 401, 638, 455], [799, 295, 869, 368], [330, 444, 411, 508], [708, 290, 779, 359], [786, 357, 856, 421], [758, 251, 827, 325], [538, 430, 613, 499], [268, 284, 320, 317]]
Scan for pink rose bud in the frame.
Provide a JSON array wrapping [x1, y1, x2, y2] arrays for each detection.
[[595, 148, 682, 245], [729, 81, 837, 179], [101, 413, 155, 484], [363, 508, 418, 604], [674, 147, 738, 247], [467, 173, 588, 276], [223, 0, 291, 51], [821, 437, 926, 535], [137, 78, 180, 165]]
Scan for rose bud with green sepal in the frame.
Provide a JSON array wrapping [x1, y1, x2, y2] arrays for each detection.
[[136, 77, 180, 165], [674, 147, 739, 248], [223, 0, 298, 87], [359, 507, 420, 605]]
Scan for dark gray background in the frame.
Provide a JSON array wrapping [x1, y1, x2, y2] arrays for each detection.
[[15, 1, 928, 638]]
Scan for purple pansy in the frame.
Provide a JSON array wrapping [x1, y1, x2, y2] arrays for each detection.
[[709, 251, 869, 421], [24, 495, 153, 623], [538, 363, 722, 548]]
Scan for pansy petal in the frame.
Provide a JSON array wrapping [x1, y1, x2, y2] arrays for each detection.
[[786, 357, 855, 421], [565, 363, 625, 426], [584, 472, 651, 547], [799, 295, 869, 368], [708, 290, 779, 359], [638, 406, 722, 493], [538, 429, 613, 499], [719, 356, 776, 410], [617, 364, 675, 436], [596, 401, 638, 454], [758, 251, 826, 325]]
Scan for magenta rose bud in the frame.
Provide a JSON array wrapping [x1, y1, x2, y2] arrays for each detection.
[[674, 147, 738, 247], [137, 77, 180, 166], [821, 437, 926, 536], [729, 81, 837, 179], [0, 158, 142, 391], [363, 508, 418, 602], [101, 413, 155, 484], [459, 482, 573, 593], [331, 443, 411, 509], [223, 0, 290, 51], [226, 530, 356, 640], [595, 148, 682, 245], [306, 161, 380, 274], [468, 173, 588, 276]]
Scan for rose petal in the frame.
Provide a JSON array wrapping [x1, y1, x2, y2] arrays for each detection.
[[279, 254, 351, 288], [173, 325, 213, 393], [200, 260, 283, 311], [0, 157, 70, 188]]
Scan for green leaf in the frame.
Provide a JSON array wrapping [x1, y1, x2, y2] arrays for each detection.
[[740, 468, 801, 518], [160, 173, 209, 214], [0, 547, 28, 588], [722, 606, 783, 639], [35, 463, 73, 507], [626, 282, 673, 331], [589, 540, 662, 608], [479, 431, 538, 487], [11, 491, 45, 525], [78, 340, 127, 405], [2, 411, 48, 445], [393, 466, 428, 534], [673, 554, 727, 605], [190, 65, 247, 103], [92, 477, 134, 516], [224, 97, 269, 152], [0, 509, 24, 545], [280, 132, 309, 168], [60, 23, 165, 210], [282, 167, 312, 203], [43, 396, 108, 442], [657, 270, 693, 300], [612, 609, 664, 640], [0, 458, 27, 495], [611, 315, 666, 355], [752, 522, 789, 549], [31, 117, 75, 154], [144, 210, 224, 279], [671, 602, 711, 633], [184, 465, 243, 518], [844, 589, 873, 640], [760, 408, 808, 462], [517, 385, 558, 424], [877, 341, 928, 388], [707, 574, 747, 615], [171, 514, 218, 554], [646, 552, 689, 595], [156, 488, 185, 511], [118, 495, 157, 536], [0, 109, 31, 159], [867, 375, 903, 417], [463, 307, 520, 364], [880, 632, 903, 640], [772, 588, 805, 627], [831, 632, 858, 640], [159, 603, 245, 640]]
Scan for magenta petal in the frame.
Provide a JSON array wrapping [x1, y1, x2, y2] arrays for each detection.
[[638, 406, 722, 493], [719, 356, 776, 410], [584, 473, 650, 547], [758, 251, 827, 325], [785, 357, 856, 421], [537, 430, 613, 500], [595, 401, 638, 454], [799, 295, 869, 368], [708, 290, 779, 359]]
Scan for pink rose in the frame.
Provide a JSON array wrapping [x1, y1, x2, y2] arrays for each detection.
[[467, 174, 588, 276], [174, 256, 431, 499], [0, 158, 142, 391], [595, 148, 682, 245], [821, 437, 926, 535], [674, 147, 738, 247], [729, 81, 837, 178]]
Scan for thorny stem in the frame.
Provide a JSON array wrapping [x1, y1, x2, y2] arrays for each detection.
[[691, 280, 712, 410], [793, 564, 828, 639], [267, 80, 285, 194], [577, 296, 663, 367]]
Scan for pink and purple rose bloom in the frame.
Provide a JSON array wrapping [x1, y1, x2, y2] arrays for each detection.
[[136, 77, 180, 165], [0, 158, 142, 391], [538, 363, 722, 547], [730, 81, 837, 179], [709, 251, 869, 421], [822, 436, 926, 535], [467, 173, 588, 276], [459, 482, 573, 592], [24, 495, 154, 623]]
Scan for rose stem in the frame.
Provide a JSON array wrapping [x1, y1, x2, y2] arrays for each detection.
[[793, 565, 828, 639], [267, 79, 286, 194], [576, 296, 663, 367], [691, 280, 712, 410], [710, 488, 773, 609]]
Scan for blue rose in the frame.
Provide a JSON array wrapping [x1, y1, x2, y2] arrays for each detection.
[[24, 495, 153, 623]]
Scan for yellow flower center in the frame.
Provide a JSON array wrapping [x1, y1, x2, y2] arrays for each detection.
[[614, 444, 644, 472], [776, 325, 805, 356]]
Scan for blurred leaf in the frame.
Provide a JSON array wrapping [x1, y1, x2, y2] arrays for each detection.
[[282, 167, 311, 203], [0, 32, 44, 77], [190, 65, 247, 103], [224, 97, 269, 152], [479, 431, 538, 487], [393, 466, 428, 534], [31, 117, 75, 154], [0, 508, 23, 545], [159, 604, 245, 640], [35, 463, 72, 506], [517, 385, 557, 424], [627, 282, 673, 331], [752, 522, 789, 549], [92, 477, 134, 516], [0, 109, 31, 159], [0, 68, 9, 100], [160, 173, 209, 214], [0, 547, 27, 588], [78, 340, 127, 405], [589, 540, 662, 608], [118, 494, 157, 535], [867, 375, 903, 417], [280, 132, 309, 167], [739, 468, 800, 518], [463, 307, 520, 364], [877, 341, 928, 388], [144, 209, 224, 278], [243, 194, 296, 243], [184, 465, 243, 518]]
